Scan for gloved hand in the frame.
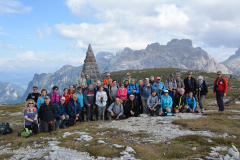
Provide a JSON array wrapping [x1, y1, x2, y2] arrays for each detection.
[[33, 120, 37, 124]]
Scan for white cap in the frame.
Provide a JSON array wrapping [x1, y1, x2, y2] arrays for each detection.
[[106, 73, 110, 76], [60, 97, 66, 101], [145, 78, 149, 80], [129, 94, 135, 97], [126, 72, 131, 75], [164, 90, 169, 93]]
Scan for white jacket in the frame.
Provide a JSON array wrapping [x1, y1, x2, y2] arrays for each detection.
[[95, 91, 107, 107]]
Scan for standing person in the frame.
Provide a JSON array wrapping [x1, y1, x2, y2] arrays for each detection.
[[186, 92, 197, 113], [60, 88, 70, 105], [109, 80, 119, 105], [147, 90, 159, 116], [184, 71, 197, 97], [123, 73, 132, 84], [152, 77, 166, 100], [84, 84, 95, 121], [176, 74, 185, 92], [38, 96, 56, 133], [124, 94, 140, 118], [77, 72, 87, 88], [24, 99, 38, 134], [117, 82, 128, 103], [107, 98, 125, 120], [50, 86, 60, 105], [140, 78, 152, 114], [95, 86, 108, 120], [127, 79, 139, 99], [172, 88, 188, 114], [159, 90, 172, 116], [165, 74, 177, 100], [138, 80, 143, 114], [54, 97, 69, 129], [213, 71, 228, 111], [149, 76, 155, 86], [94, 80, 101, 93], [68, 85, 75, 99], [37, 89, 47, 109], [81, 83, 87, 93], [67, 94, 82, 126], [76, 87, 84, 121], [103, 73, 113, 85], [196, 76, 208, 113], [85, 74, 93, 87], [26, 86, 41, 104], [124, 80, 129, 88]]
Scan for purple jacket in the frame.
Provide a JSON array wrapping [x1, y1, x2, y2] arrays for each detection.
[[50, 91, 60, 104]]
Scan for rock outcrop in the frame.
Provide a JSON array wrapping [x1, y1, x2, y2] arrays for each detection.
[[0, 82, 24, 104], [222, 48, 240, 75]]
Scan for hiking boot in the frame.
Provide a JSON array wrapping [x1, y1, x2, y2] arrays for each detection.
[[201, 109, 204, 113]]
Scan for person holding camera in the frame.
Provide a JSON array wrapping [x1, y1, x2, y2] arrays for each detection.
[[24, 99, 38, 134], [165, 74, 177, 100], [184, 71, 197, 97], [95, 86, 108, 120]]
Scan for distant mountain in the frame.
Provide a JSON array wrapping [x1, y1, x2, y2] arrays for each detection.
[[96, 39, 232, 74], [222, 48, 240, 75]]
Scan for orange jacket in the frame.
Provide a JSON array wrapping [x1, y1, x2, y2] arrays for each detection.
[[213, 78, 228, 93], [104, 78, 113, 85]]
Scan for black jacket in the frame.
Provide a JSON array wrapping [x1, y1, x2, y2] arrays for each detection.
[[184, 77, 197, 94], [124, 99, 139, 113], [197, 81, 208, 98], [173, 93, 187, 108], [26, 93, 41, 103], [39, 103, 56, 122]]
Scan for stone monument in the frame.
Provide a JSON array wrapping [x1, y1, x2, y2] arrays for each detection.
[[82, 44, 101, 85]]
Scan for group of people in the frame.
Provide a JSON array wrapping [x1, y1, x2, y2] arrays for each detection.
[[23, 70, 228, 134]]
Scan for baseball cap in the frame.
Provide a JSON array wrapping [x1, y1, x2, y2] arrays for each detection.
[[145, 78, 149, 80], [60, 97, 66, 101], [156, 77, 161, 80], [45, 96, 50, 99], [129, 94, 135, 97], [33, 86, 38, 89], [106, 73, 110, 76], [126, 72, 131, 75], [164, 90, 169, 93], [170, 74, 174, 77], [187, 71, 192, 75]]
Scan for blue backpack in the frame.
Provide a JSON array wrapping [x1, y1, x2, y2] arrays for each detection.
[[0, 122, 13, 135]]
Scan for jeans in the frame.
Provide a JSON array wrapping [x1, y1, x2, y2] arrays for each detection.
[[55, 115, 69, 129], [216, 91, 224, 111], [86, 104, 94, 120], [169, 91, 175, 100]]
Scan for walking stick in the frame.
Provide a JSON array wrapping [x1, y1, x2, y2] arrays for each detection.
[[102, 101, 104, 120]]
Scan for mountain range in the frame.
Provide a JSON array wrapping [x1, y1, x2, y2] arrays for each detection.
[[222, 48, 240, 75]]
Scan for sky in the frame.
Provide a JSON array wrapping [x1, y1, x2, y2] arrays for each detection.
[[0, 0, 240, 86]]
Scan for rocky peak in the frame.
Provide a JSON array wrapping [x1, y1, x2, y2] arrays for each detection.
[[166, 39, 193, 48], [225, 48, 240, 61]]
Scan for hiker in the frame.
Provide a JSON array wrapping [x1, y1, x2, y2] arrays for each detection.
[[68, 85, 75, 99], [103, 73, 113, 85], [184, 71, 197, 97], [67, 94, 82, 126], [109, 80, 118, 105], [117, 82, 128, 103], [196, 76, 208, 113], [213, 71, 228, 111], [39, 96, 56, 132], [138, 80, 143, 114], [50, 86, 60, 104], [26, 86, 41, 104], [77, 72, 87, 88], [60, 88, 70, 105], [147, 89, 159, 116], [108, 79, 113, 90], [165, 74, 177, 100], [37, 89, 47, 109], [107, 98, 125, 120], [127, 79, 139, 99], [124, 80, 129, 88], [124, 94, 140, 118], [152, 76, 166, 100], [24, 99, 38, 134], [176, 74, 185, 92], [159, 90, 172, 116], [186, 92, 197, 113], [54, 97, 69, 129], [140, 78, 152, 114], [149, 76, 155, 86], [123, 72, 132, 84], [76, 87, 84, 121], [81, 83, 87, 93], [95, 86, 108, 120], [172, 88, 188, 114], [84, 84, 95, 121], [86, 74, 93, 87], [94, 80, 101, 93]]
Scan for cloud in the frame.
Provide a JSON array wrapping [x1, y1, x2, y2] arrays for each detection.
[[37, 24, 52, 39], [6, 44, 25, 50], [0, 0, 32, 14], [0, 26, 3, 30]]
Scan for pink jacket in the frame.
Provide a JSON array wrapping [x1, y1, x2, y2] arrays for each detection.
[[50, 91, 60, 104], [117, 88, 127, 101]]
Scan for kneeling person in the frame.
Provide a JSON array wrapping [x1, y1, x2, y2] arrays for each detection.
[[159, 90, 172, 115], [173, 88, 188, 113], [186, 92, 197, 113], [107, 98, 125, 120], [124, 94, 140, 118], [147, 89, 159, 116], [54, 97, 69, 129], [67, 94, 82, 126]]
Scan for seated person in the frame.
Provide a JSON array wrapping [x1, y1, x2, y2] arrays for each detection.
[[24, 99, 38, 134], [159, 90, 172, 115], [54, 97, 69, 129], [39, 96, 56, 132], [173, 88, 188, 113], [67, 93, 82, 126], [124, 94, 140, 118], [147, 89, 159, 116], [186, 92, 197, 113], [107, 98, 125, 120]]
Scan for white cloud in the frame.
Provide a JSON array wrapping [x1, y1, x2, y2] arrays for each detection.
[[37, 24, 52, 39], [0, 0, 32, 14], [6, 44, 25, 50], [0, 26, 3, 30]]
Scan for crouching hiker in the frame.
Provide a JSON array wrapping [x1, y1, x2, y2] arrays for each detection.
[[54, 97, 69, 129], [124, 94, 140, 118], [159, 90, 172, 116], [172, 88, 188, 114], [24, 99, 38, 134], [147, 89, 159, 116], [95, 86, 108, 120], [38, 96, 56, 132], [107, 98, 125, 120], [67, 94, 82, 126], [186, 92, 198, 113]]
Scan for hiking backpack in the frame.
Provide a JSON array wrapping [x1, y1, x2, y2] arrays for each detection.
[[18, 128, 33, 138], [0, 122, 13, 135]]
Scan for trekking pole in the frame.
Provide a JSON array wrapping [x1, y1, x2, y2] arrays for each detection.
[[102, 101, 104, 120]]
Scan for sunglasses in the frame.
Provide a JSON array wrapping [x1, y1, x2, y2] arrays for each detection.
[[33, 89, 37, 90], [127, 75, 131, 76], [157, 79, 161, 80], [29, 103, 33, 104], [217, 74, 221, 75]]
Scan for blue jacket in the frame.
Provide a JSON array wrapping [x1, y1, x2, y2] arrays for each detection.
[[54, 102, 67, 120], [77, 92, 84, 107], [186, 96, 196, 109], [152, 82, 166, 98], [37, 95, 45, 109], [160, 95, 172, 111], [127, 84, 139, 98], [140, 84, 152, 98], [87, 79, 93, 87], [67, 99, 82, 122]]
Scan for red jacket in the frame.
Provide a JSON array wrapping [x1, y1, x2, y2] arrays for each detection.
[[60, 94, 70, 105], [213, 78, 228, 93], [117, 88, 128, 101]]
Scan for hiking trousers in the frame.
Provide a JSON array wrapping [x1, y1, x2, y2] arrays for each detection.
[[216, 91, 224, 111], [198, 95, 205, 109], [141, 96, 148, 114], [97, 105, 106, 120], [42, 121, 55, 132]]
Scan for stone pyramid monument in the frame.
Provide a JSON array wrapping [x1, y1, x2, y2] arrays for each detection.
[[82, 44, 101, 85]]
